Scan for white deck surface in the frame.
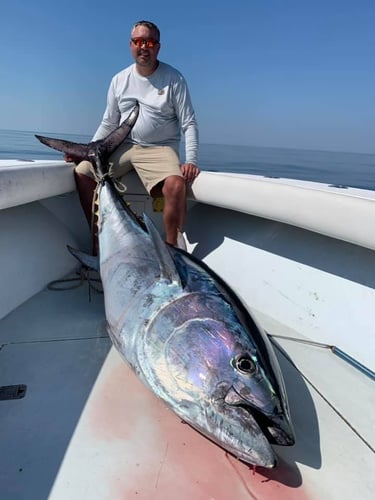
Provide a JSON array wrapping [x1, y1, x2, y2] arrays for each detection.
[[0, 276, 109, 500]]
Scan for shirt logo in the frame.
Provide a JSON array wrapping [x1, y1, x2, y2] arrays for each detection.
[[158, 89, 165, 95]]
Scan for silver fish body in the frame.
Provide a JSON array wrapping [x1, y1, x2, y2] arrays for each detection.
[[99, 180, 294, 467]]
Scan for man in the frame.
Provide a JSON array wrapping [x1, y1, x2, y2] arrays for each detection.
[[72, 20, 199, 253]]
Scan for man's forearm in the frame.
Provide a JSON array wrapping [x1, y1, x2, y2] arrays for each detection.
[[184, 123, 199, 165]]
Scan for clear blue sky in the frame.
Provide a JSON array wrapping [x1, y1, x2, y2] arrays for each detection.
[[1, 0, 374, 153]]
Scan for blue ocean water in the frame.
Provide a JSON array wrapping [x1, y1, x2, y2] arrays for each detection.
[[1, 129, 374, 190]]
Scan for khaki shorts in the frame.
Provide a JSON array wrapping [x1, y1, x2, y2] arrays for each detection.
[[75, 143, 183, 194]]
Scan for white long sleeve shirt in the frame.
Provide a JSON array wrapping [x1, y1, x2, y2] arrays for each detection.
[[93, 61, 199, 165]]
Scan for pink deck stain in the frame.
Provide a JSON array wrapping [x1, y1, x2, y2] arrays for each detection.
[[87, 353, 311, 499]]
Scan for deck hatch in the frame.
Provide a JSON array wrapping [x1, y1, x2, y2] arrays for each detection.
[[0, 384, 27, 400]]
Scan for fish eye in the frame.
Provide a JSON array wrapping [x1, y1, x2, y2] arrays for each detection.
[[231, 355, 256, 375]]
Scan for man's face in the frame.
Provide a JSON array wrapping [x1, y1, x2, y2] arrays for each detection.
[[130, 25, 160, 70]]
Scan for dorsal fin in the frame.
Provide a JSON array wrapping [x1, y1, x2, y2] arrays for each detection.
[[143, 213, 181, 286]]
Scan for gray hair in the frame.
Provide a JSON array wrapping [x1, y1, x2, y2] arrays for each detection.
[[132, 20, 160, 41]]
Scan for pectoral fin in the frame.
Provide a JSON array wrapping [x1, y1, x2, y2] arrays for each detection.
[[67, 245, 99, 271], [143, 213, 181, 286]]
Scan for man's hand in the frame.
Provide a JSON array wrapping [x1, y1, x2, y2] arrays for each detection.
[[181, 163, 200, 183]]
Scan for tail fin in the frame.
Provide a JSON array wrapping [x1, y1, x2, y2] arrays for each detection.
[[35, 102, 139, 162], [34, 135, 90, 159], [98, 103, 139, 157]]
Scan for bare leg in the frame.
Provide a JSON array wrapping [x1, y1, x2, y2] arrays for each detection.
[[74, 171, 99, 256], [159, 175, 186, 246]]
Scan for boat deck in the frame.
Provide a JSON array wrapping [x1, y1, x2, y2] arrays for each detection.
[[1, 164, 374, 499], [0, 274, 109, 500], [1, 270, 374, 499]]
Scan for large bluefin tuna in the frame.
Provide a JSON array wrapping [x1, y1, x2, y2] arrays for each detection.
[[35, 105, 294, 467]]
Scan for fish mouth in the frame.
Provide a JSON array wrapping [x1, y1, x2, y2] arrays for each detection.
[[224, 386, 295, 446]]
